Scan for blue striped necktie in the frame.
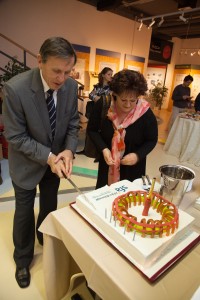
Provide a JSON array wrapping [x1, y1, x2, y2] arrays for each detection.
[[46, 89, 56, 138]]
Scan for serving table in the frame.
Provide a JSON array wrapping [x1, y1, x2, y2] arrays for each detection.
[[164, 115, 200, 166], [39, 203, 200, 300]]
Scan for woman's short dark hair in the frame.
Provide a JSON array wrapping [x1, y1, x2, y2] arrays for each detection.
[[39, 37, 77, 64], [109, 69, 148, 96]]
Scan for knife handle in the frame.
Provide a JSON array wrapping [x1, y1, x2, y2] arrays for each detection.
[[142, 176, 147, 186], [146, 175, 151, 185]]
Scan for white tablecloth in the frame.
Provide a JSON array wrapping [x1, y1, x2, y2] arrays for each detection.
[[39, 204, 200, 300], [164, 116, 200, 166]]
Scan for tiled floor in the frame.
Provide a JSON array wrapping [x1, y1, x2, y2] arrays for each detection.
[[2, 108, 200, 299]]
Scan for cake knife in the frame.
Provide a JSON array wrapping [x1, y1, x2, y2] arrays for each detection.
[[141, 176, 149, 190], [146, 175, 152, 187], [62, 172, 96, 210]]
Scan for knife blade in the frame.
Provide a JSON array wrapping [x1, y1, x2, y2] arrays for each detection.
[[146, 175, 151, 186], [141, 176, 149, 190], [62, 173, 96, 210]]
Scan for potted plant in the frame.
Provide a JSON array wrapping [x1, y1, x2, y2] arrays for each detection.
[[0, 57, 29, 88], [148, 82, 168, 110]]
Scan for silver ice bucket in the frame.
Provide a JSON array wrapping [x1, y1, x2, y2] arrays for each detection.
[[159, 165, 195, 207]]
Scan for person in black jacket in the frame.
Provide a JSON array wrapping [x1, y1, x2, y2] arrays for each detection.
[[168, 75, 193, 129], [87, 69, 158, 188], [77, 67, 113, 161], [194, 93, 200, 112]]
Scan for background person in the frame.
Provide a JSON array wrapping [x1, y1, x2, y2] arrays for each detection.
[[77, 67, 113, 159], [168, 75, 193, 129], [3, 37, 79, 288], [85, 67, 113, 120], [194, 93, 200, 112], [87, 69, 158, 188], [89, 67, 113, 101]]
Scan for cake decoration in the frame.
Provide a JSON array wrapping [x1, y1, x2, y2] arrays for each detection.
[[112, 189, 179, 238], [73, 179, 196, 273], [142, 177, 156, 216]]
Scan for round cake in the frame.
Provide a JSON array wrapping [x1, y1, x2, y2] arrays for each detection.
[[112, 190, 179, 238]]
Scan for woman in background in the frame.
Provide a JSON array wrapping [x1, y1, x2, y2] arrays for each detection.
[[77, 67, 113, 159], [89, 67, 113, 102], [85, 67, 113, 120], [87, 69, 158, 188]]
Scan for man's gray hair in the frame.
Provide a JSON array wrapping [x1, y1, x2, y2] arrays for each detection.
[[39, 37, 77, 64]]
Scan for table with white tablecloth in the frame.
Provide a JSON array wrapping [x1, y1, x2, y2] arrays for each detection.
[[164, 116, 200, 166], [39, 203, 200, 300]]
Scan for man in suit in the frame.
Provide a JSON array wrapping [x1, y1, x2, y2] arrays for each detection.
[[3, 37, 80, 288]]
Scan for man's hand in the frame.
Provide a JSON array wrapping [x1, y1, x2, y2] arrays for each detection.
[[48, 150, 74, 178]]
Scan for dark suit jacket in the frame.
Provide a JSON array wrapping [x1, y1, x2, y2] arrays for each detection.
[[194, 93, 200, 112], [3, 68, 79, 189]]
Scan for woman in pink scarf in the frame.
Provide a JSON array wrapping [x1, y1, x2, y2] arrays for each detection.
[[87, 69, 158, 188]]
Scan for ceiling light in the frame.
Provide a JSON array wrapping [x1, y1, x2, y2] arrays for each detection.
[[158, 17, 164, 27], [179, 13, 188, 23], [191, 51, 196, 56], [198, 50, 200, 56], [148, 19, 155, 29], [138, 20, 143, 31]]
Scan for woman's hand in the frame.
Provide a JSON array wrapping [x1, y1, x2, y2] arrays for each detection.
[[120, 153, 138, 166], [94, 95, 101, 102], [102, 148, 115, 165]]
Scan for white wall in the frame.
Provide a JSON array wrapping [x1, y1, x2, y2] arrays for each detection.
[[0, 0, 151, 72], [1, 0, 200, 108]]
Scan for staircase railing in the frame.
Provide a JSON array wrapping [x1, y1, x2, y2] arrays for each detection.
[[0, 33, 85, 87], [0, 33, 37, 68], [0, 33, 85, 120]]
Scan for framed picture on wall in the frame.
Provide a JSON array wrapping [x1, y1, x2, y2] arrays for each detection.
[[72, 44, 90, 86], [99, 61, 117, 74], [95, 48, 121, 75], [124, 54, 145, 74]]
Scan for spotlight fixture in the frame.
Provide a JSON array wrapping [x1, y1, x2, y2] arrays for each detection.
[[138, 20, 143, 31], [180, 48, 200, 56], [137, 7, 200, 33], [158, 17, 164, 27], [148, 19, 155, 29], [179, 13, 188, 23]]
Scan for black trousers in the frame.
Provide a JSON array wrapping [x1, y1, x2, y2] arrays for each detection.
[[12, 166, 60, 268]]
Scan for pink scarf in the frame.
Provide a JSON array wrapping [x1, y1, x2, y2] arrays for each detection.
[[107, 98, 150, 185]]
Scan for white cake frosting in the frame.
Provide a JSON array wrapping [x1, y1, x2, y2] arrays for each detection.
[[75, 180, 194, 269]]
